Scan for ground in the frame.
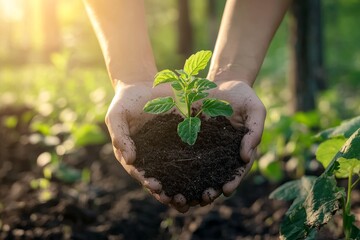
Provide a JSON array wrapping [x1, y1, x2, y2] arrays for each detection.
[[0, 108, 348, 240]]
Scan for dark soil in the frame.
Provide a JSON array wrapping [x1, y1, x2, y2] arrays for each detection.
[[133, 114, 249, 202]]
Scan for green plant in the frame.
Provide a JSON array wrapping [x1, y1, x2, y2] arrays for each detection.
[[143, 50, 233, 145], [270, 116, 360, 240]]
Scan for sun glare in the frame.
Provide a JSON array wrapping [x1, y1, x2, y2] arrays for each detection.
[[0, 0, 24, 21]]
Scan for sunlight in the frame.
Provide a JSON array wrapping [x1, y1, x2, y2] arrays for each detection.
[[0, 0, 23, 21]]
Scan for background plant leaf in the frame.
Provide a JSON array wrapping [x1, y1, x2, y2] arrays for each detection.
[[316, 137, 346, 169], [340, 128, 360, 160], [279, 202, 316, 240], [177, 117, 201, 145], [316, 116, 360, 140], [202, 98, 233, 117], [270, 176, 316, 201], [184, 50, 212, 76], [143, 97, 175, 114], [72, 123, 107, 147], [304, 175, 345, 227]]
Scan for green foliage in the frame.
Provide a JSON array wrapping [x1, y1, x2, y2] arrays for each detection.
[[143, 50, 233, 145], [143, 97, 175, 114], [72, 123, 107, 147], [271, 116, 360, 240], [177, 117, 201, 145], [316, 116, 360, 140], [258, 152, 284, 183]]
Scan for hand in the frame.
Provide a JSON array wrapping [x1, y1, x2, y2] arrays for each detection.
[[105, 81, 174, 205], [199, 80, 266, 205]]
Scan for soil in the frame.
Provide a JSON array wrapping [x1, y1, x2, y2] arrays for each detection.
[[0, 106, 351, 239], [133, 114, 249, 202]]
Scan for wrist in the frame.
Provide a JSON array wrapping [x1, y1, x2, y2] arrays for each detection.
[[109, 64, 157, 87], [207, 63, 256, 87]]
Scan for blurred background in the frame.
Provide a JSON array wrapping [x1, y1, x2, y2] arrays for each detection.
[[0, 0, 359, 239]]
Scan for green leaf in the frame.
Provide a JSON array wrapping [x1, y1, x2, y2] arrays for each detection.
[[188, 92, 208, 104], [270, 176, 316, 201], [340, 128, 360, 160], [177, 117, 201, 145], [304, 175, 345, 227], [202, 98, 233, 117], [175, 69, 187, 78], [188, 78, 217, 92], [319, 129, 360, 178], [336, 158, 360, 178], [184, 50, 212, 76], [316, 137, 347, 169], [350, 223, 360, 239], [273, 175, 343, 240], [280, 201, 316, 240], [54, 163, 82, 184], [143, 97, 175, 114], [258, 152, 284, 183], [153, 69, 179, 87], [316, 116, 360, 140], [73, 123, 107, 147], [171, 81, 183, 91]]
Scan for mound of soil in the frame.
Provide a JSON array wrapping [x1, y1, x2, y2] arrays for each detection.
[[133, 114, 249, 201]]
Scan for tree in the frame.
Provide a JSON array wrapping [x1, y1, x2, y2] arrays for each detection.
[[289, 0, 325, 112]]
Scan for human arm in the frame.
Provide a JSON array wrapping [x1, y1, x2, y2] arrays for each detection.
[[200, 0, 291, 202], [83, 0, 175, 204]]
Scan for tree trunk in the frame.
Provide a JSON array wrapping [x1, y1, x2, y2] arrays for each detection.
[[289, 0, 325, 112], [177, 0, 193, 59]]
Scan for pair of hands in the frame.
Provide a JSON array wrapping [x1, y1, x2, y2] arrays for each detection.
[[105, 79, 266, 212]]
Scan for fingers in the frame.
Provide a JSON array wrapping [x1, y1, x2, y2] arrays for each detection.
[[106, 110, 136, 164], [239, 99, 266, 163], [222, 169, 244, 197], [118, 156, 163, 194], [170, 194, 190, 213], [201, 188, 221, 204], [223, 151, 256, 196], [153, 191, 172, 204]]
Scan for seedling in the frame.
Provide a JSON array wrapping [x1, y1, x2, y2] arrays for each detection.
[[143, 50, 233, 145]]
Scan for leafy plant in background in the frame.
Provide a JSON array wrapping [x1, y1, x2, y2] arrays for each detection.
[[256, 111, 323, 183], [270, 116, 360, 240], [143, 50, 233, 145]]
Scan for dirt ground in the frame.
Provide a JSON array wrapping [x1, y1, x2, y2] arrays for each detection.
[[0, 108, 348, 240]]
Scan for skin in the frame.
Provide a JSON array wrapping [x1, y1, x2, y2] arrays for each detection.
[[83, 0, 290, 212]]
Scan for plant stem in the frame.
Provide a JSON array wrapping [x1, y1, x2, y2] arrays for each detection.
[[195, 109, 203, 118], [346, 167, 353, 212], [344, 167, 354, 240], [175, 104, 187, 118]]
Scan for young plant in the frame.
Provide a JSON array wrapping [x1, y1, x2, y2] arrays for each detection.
[[143, 50, 233, 145], [270, 116, 360, 240]]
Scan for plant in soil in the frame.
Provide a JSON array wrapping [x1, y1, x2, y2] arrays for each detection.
[[133, 50, 248, 202], [270, 116, 360, 240], [143, 50, 233, 145]]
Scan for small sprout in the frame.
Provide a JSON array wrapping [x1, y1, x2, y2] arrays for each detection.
[[143, 50, 233, 145]]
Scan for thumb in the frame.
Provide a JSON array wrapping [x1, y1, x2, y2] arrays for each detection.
[[240, 105, 266, 163], [106, 112, 136, 164]]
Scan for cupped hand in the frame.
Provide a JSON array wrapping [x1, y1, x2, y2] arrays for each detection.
[[199, 79, 266, 205], [105, 81, 174, 205]]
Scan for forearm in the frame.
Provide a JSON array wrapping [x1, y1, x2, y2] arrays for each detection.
[[208, 0, 291, 86], [83, 0, 157, 87]]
